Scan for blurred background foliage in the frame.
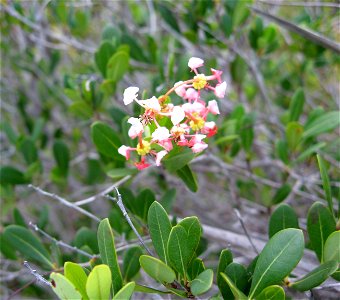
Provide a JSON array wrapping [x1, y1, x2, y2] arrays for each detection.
[[0, 0, 339, 299]]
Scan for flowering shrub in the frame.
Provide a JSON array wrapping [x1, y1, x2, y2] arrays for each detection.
[[118, 57, 226, 170]]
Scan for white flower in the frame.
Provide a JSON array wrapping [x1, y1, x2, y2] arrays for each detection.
[[139, 96, 161, 112], [127, 117, 144, 138], [123, 87, 139, 105], [192, 142, 208, 153], [118, 145, 131, 159], [214, 82, 227, 98], [207, 100, 220, 115], [174, 81, 187, 97], [156, 150, 168, 166], [152, 127, 170, 141], [188, 57, 204, 70], [171, 106, 185, 125]]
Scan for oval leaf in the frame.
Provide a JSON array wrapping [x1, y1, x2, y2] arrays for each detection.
[[50, 272, 82, 300], [249, 228, 304, 298], [307, 202, 336, 262], [112, 282, 135, 300], [86, 265, 112, 300], [176, 165, 198, 192], [139, 255, 176, 284], [225, 262, 249, 293], [64, 262, 88, 300], [255, 285, 285, 300], [97, 218, 123, 294], [191, 269, 213, 296], [217, 249, 233, 300], [123, 246, 142, 281], [107, 51, 130, 82], [289, 88, 305, 122], [219, 273, 247, 299], [324, 230, 340, 263], [269, 204, 299, 238], [147, 201, 172, 264], [3, 225, 53, 269], [0, 166, 28, 185]]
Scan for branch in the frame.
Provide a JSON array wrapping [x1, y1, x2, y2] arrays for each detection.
[[258, 1, 340, 8]]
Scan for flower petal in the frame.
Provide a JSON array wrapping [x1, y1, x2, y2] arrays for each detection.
[[214, 82, 227, 98], [123, 86, 139, 105], [207, 100, 220, 115], [188, 57, 204, 70], [152, 127, 170, 141], [156, 150, 168, 166], [139, 96, 161, 111], [171, 106, 185, 125]]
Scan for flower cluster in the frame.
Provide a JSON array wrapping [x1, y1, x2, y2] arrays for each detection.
[[118, 57, 226, 170]]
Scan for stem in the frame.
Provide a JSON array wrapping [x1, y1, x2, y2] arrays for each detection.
[[159, 79, 194, 102], [105, 188, 153, 256]]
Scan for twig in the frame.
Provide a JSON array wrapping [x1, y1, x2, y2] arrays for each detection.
[[250, 6, 340, 54], [28, 185, 101, 222], [258, 0, 340, 8], [29, 222, 97, 259], [74, 175, 131, 206], [105, 188, 153, 256], [23, 261, 52, 287], [234, 208, 259, 255]]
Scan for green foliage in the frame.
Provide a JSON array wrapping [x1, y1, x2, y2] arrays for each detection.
[[269, 204, 299, 238], [190, 269, 213, 296], [86, 265, 112, 300]]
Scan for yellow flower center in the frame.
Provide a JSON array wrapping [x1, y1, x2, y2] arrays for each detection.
[[136, 140, 151, 156], [171, 126, 186, 137], [189, 115, 205, 131], [193, 74, 207, 90]]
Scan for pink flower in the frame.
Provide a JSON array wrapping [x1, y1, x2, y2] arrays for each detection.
[[210, 68, 223, 83], [207, 100, 220, 115], [188, 57, 204, 70], [127, 117, 144, 138], [182, 102, 205, 115], [202, 121, 217, 137], [184, 88, 199, 101], [118, 145, 133, 160], [152, 127, 170, 141], [192, 141, 208, 153], [156, 150, 168, 166], [158, 139, 173, 151], [135, 161, 150, 170], [123, 87, 139, 105], [214, 82, 227, 98], [171, 106, 185, 125], [174, 81, 187, 97]]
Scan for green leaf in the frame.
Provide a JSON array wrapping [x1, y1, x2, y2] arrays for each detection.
[[0, 233, 17, 259], [217, 249, 233, 300], [290, 260, 338, 291], [158, 3, 180, 32], [19, 138, 38, 165], [113, 282, 135, 300], [307, 202, 336, 262], [135, 189, 155, 221], [255, 285, 285, 300], [176, 164, 198, 192], [163, 148, 195, 172], [123, 246, 142, 281], [219, 273, 247, 300], [240, 114, 254, 153], [191, 269, 213, 296], [107, 50, 130, 82], [289, 88, 305, 122], [13, 208, 27, 227], [317, 154, 335, 218], [271, 184, 292, 205], [296, 142, 326, 163], [303, 111, 340, 139], [188, 258, 205, 281], [249, 228, 304, 298], [74, 227, 98, 253], [134, 284, 170, 294], [91, 121, 123, 160], [86, 265, 112, 300], [0, 166, 29, 185], [275, 140, 289, 164], [107, 168, 138, 179], [53, 140, 70, 177], [50, 272, 82, 300], [160, 188, 176, 213], [1, 122, 17, 144], [147, 201, 172, 264], [139, 255, 176, 284], [64, 262, 89, 300], [225, 263, 249, 293], [97, 218, 123, 294], [324, 231, 340, 263], [269, 204, 299, 238], [286, 122, 303, 151], [4, 225, 53, 269], [95, 42, 116, 78], [69, 101, 93, 119]]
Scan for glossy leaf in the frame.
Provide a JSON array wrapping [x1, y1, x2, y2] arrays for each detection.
[[123, 246, 142, 281], [147, 201, 172, 264], [269, 204, 299, 238], [91, 121, 123, 160], [95, 41, 115, 78], [139, 255, 176, 284], [255, 285, 285, 300], [271, 184, 291, 205], [50, 272, 82, 300], [74, 227, 98, 253], [188, 257, 205, 281], [317, 154, 335, 217], [324, 231, 340, 263], [97, 218, 123, 294], [217, 249, 233, 300], [64, 262, 88, 300], [290, 260, 338, 291], [112, 282, 135, 300], [4, 225, 53, 269], [191, 269, 213, 296], [176, 164, 198, 192], [219, 273, 247, 300], [307, 202, 336, 262], [289, 88, 305, 122], [249, 229, 304, 298], [107, 50, 130, 82], [163, 148, 195, 172], [86, 265, 112, 300], [225, 263, 249, 293]]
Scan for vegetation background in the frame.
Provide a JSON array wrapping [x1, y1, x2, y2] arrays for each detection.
[[1, 0, 339, 299]]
